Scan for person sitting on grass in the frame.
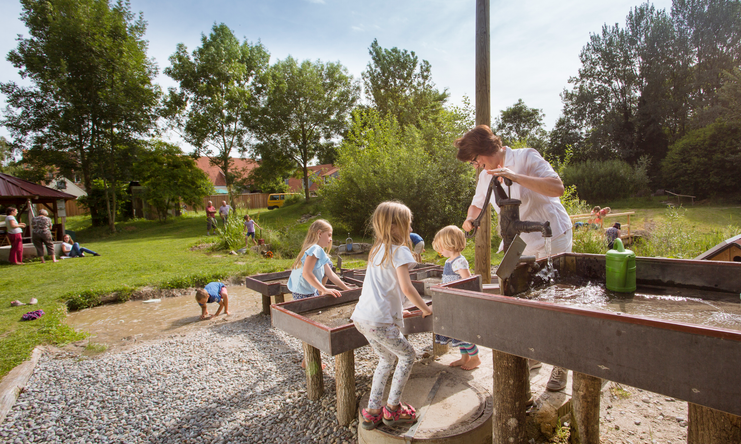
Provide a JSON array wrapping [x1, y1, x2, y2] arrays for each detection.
[[61, 234, 101, 258], [432, 225, 481, 371], [195, 282, 230, 320]]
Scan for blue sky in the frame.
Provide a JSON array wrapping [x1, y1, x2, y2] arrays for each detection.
[[1, 0, 674, 148]]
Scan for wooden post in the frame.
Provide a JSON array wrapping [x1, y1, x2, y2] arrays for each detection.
[[433, 341, 450, 358], [261, 295, 271, 315], [334, 350, 355, 426], [688, 404, 741, 444], [570, 372, 602, 444], [474, 0, 491, 284], [303, 342, 324, 400], [491, 350, 528, 444], [275, 294, 285, 304]]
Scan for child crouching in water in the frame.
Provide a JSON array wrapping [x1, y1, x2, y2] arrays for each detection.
[[287, 219, 351, 300], [432, 225, 481, 371], [351, 202, 432, 430], [195, 282, 230, 320]]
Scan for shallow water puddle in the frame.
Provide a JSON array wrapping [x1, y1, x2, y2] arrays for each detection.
[[67, 285, 266, 347]]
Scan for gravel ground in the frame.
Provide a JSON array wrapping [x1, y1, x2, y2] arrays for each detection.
[[0, 313, 436, 444]]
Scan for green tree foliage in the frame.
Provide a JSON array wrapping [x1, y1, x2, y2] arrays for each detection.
[[134, 141, 215, 221], [362, 39, 449, 128], [561, 159, 637, 203], [560, 0, 741, 179], [321, 108, 474, 240], [661, 120, 741, 198], [252, 56, 359, 200], [494, 99, 548, 152], [1, 0, 161, 230], [163, 23, 269, 195]]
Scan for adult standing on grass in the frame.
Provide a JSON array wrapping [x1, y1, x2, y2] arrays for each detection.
[[31, 209, 57, 264], [5, 207, 26, 265], [205, 201, 217, 235], [219, 200, 231, 227], [455, 124, 573, 392]]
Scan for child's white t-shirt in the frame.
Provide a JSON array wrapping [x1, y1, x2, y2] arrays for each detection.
[[351, 244, 416, 328]]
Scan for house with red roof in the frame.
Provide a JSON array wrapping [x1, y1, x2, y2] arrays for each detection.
[[195, 157, 260, 194], [287, 164, 339, 193]]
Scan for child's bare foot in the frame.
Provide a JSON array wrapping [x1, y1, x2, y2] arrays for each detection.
[[449, 355, 470, 367], [461, 355, 481, 371], [224, 310, 231, 316]]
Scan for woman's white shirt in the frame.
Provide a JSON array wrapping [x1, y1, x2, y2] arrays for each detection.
[[6, 215, 22, 234], [351, 245, 416, 328]]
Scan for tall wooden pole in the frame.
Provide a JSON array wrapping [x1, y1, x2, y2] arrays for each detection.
[[475, 0, 491, 285]]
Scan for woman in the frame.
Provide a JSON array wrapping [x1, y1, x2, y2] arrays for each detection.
[[455, 124, 572, 391], [5, 207, 26, 265], [61, 234, 100, 258], [31, 209, 57, 263]]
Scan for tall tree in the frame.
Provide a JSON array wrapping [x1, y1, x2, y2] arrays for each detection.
[[1, 0, 160, 230], [253, 56, 359, 200], [494, 99, 548, 151], [163, 23, 269, 196], [362, 39, 449, 128]]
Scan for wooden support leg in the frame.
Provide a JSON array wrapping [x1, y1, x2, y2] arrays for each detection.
[[688, 403, 741, 444], [334, 350, 355, 426], [571, 372, 602, 444], [261, 295, 271, 315], [275, 293, 285, 304], [303, 342, 324, 400], [491, 350, 528, 444]]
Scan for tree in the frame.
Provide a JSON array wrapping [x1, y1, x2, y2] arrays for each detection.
[[1, 0, 161, 231], [321, 107, 474, 239], [362, 39, 449, 128], [253, 56, 359, 200], [494, 99, 548, 151], [163, 23, 269, 196], [134, 141, 215, 221]]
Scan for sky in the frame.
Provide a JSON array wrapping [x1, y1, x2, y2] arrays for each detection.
[[0, 0, 675, 150]]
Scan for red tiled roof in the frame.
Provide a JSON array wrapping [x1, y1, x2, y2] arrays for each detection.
[[0, 173, 77, 200], [195, 157, 260, 187], [287, 164, 337, 192]]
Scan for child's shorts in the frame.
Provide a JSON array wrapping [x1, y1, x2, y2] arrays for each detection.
[[246, 232, 255, 239]]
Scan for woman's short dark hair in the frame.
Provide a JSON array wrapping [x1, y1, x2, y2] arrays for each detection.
[[454, 125, 502, 162], [5, 207, 17, 216]]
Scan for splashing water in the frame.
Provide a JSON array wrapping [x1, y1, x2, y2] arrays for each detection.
[[535, 237, 558, 285]]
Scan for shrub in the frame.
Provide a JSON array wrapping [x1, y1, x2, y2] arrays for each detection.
[[562, 159, 636, 203]]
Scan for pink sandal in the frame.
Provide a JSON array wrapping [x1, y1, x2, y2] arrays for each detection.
[[361, 408, 383, 430], [382, 403, 417, 426]]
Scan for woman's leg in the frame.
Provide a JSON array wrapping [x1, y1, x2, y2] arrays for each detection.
[[70, 243, 82, 257], [42, 232, 56, 261], [79, 246, 98, 256], [9, 233, 23, 264], [32, 236, 45, 262]]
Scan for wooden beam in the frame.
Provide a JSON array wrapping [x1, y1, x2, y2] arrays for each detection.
[[474, 0, 491, 285]]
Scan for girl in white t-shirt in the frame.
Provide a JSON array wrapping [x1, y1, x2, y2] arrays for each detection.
[[351, 202, 432, 430]]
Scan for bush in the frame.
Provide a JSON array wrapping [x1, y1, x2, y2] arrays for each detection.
[[562, 159, 636, 203]]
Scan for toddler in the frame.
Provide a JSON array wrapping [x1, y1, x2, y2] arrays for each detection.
[[244, 215, 261, 246], [432, 225, 480, 370], [195, 282, 230, 320], [352, 202, 432, 430]]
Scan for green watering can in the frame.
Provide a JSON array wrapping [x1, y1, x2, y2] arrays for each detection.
[[606, 238, 636, 293]]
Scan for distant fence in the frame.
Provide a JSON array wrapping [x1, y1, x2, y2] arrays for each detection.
[[65, 200, 88, 217], [186, 193, 269, 213]]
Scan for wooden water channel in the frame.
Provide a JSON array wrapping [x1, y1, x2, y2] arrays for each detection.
[[432, 254, 741, 443]]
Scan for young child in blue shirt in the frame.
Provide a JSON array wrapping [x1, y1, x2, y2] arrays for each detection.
[[195, 282, 230, 320], [432, 225, 481, 371]]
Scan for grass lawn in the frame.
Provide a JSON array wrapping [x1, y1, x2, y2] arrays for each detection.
[[1, 198, 739, 378]]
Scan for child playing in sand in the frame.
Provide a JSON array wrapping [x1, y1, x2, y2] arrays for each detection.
[[195, 282, 230, 320], [244, 215, 261, 247], [432, 225, 481, 371], [352, 201, 433, 430]]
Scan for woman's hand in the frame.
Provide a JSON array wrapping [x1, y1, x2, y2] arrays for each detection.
[[462, 218, 475, 232], [486, 166, 518, 183]]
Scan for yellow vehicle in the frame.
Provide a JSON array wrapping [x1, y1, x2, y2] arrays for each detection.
[[267, 193, 299, 210]]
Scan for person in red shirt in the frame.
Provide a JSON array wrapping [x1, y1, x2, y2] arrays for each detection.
[[205, 201, 217, 235]]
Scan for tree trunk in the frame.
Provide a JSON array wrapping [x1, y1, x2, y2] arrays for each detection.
[[570, 372, 602, 444], [491, 350, 528, 444], [334, 350, 355, 426], [303, 342, 324, 400], [688, 404, 741, 444]]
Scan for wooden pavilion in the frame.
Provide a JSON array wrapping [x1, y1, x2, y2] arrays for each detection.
[[0, 173, 77, 247]]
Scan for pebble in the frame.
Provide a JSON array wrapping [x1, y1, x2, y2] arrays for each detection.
[[0, 312, 435, 443]]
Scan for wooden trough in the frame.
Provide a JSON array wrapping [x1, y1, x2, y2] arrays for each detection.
[[432, 254, 741, 443]]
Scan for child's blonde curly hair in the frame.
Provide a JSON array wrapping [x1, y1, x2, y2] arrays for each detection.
[[432, 225, 467, 255]]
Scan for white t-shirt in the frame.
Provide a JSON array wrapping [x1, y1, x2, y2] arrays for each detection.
[[6, 215, 22, 234], [61, 242, 73, 257], [471, 146, 571, 254], [351, 244, 416, 328]]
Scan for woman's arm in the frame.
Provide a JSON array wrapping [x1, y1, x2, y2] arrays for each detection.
[[396, 264, 432, 317], [302, 255, 342, 297], [488, 167, 564, 197], [462, 205, 483, 232]]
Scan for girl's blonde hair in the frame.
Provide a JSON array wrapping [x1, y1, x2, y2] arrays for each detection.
[[432, 225, 467, 254], [292, 219, 333, 269], [368, 201, 413, 267]]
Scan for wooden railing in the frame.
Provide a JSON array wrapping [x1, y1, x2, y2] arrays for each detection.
[[665, 190, 696, 206], [570, 211, 635, 239]]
